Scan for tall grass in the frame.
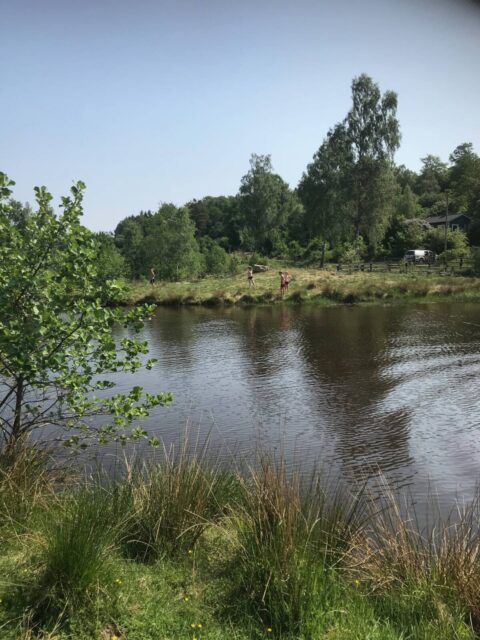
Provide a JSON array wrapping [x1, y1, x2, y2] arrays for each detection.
[[2, 441, 480, 638], [0, 445, 54, 536], [226, 456, 366, 636], [117, 438, 239, 561], [349, 486, 480, 632], [26, 486, 120, 625]]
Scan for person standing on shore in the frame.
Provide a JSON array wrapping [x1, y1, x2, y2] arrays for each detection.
[[284, 271, 290, 292], [247, 266, 255, 287], [150, 267, 156, 285], [279, 271, 286, 296]]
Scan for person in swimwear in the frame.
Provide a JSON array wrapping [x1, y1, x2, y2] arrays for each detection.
[[247, 266, 255, 287], [279, 271, 286, 296]]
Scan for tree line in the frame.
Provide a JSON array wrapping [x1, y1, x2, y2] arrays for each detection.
[[11, 74, 480, 281]]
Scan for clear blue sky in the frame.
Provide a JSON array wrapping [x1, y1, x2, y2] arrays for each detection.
[[2, 0, 479, 231]]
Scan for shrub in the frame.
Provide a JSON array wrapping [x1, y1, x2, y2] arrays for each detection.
[[425, 228, 469, 258], [473, 248, 480, 275], [200, 238, 233, 276]]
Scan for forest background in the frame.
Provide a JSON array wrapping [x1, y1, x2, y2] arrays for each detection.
[[8, 75, 480, 281]]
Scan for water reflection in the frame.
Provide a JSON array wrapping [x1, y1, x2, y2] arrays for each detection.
[[112, 303, 480, 511]]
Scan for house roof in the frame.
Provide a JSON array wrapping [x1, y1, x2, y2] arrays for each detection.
[[424, 213, 470, 225]]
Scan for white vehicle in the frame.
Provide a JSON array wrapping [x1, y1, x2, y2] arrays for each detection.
[[404, 249, 436, 264]]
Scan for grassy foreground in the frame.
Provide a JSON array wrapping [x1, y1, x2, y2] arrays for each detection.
[[120, 267, 480, 307], [1, 443, 480, 639]]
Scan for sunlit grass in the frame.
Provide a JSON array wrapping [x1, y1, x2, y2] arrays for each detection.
[[0, 443, 478, 639], [121, 266, 480, 307]]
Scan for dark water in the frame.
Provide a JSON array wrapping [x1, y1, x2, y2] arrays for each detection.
[[111, 303, 480, 509]]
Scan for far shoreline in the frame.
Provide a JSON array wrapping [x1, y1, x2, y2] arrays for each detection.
[[114, 267, 480, 308]]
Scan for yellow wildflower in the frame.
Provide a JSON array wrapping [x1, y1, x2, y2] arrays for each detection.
[[267, 628, 272, 633], [188, 549, 193, 555], [115, 578, 122, 585], [112, 636, 119, 640], [184, 596, 189, 602], [354, 579, 360, 588]]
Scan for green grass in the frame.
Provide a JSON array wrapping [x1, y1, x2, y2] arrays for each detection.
[[0, 444, 478, 639], [119, 265, 480, 308]]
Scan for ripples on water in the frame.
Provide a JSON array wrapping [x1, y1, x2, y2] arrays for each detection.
[[111, 303, 480, 512]]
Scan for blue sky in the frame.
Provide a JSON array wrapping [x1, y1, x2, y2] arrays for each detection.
[[2, 0, 480, 231]]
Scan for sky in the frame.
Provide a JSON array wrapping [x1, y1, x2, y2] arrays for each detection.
[[1, 0, 480, 231]]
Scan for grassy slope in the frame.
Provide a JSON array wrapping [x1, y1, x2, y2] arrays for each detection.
[[0, 529, 475, 640], [0, 448, 478, 640], [121, 267, 480, 307]]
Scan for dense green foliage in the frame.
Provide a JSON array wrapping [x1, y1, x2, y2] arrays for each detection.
[[0, 174, 171, 449], [101, 74, 477, 275], [5, 74, 480, 282]]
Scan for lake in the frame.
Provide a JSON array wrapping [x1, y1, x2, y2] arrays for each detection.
[[110, 302, 480, 511]]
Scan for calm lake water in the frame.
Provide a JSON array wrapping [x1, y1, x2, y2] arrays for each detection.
[[110, 303, 480, 510]]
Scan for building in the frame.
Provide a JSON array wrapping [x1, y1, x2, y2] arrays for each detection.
[[424, 213, 471, 232]]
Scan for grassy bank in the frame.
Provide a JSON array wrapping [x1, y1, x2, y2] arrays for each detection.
[[1, 444, 480, 639], [120, 267, 480, 307]]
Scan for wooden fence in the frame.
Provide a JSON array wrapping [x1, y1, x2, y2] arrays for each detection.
[[335, 258, 474, 276]]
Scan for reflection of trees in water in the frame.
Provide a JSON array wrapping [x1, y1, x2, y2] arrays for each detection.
[[297, 305, 416, 487], [147, 307, 218, 371]]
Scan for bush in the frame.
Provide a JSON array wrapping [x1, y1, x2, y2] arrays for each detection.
[[425, 228, 469, 258], [200, 238, 233, 276], [334, 237, 367, 263], [473, 248, 480, 275]]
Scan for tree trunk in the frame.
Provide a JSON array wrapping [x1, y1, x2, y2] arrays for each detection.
[[10, 377, 24, 447]]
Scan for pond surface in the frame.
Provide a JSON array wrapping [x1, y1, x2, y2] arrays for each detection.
[[111, 303, 480, 510]]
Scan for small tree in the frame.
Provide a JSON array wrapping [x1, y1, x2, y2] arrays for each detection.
[[0, 174, 171, 451]]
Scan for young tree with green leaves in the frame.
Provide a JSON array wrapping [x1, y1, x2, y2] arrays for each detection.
[[0, 173, 171, 451]]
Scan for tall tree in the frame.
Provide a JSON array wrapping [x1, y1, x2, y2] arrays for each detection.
[[144, 204, 203, 281], [345, 74, 400, 254], [238, 154, 298, 254], [187, 195, 241, 249], [449, 143, 480, 213], [298, 123, 353, 264], [416, 155, 449, 212]]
